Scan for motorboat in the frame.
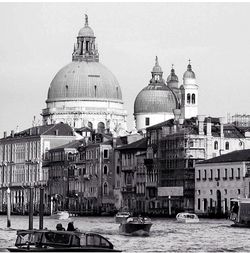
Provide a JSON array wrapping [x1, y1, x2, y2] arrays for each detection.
[[119, 216, 152, 236], [230, 198, 250, 228], [176, 212, 199, 223], [7, 229, 121, 252], [51, 211, 70, 220], [115, 211, 131, 224]]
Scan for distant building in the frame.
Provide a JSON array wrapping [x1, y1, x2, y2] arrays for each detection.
[[115, 138, 147, 213], [134, 57, 198, 132], [42, 15, 127, 134], [195, 149, 250, 217], [0, 123, 77, 214], [145, 115, 250, 214]]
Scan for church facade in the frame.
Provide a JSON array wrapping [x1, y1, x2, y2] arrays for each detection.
[[134, 57, 198, 132]]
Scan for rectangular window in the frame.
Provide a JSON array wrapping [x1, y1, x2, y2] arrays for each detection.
[[230, 168, 234, 179], [103, 149, 109, 159], [237, 168, 240, 179], [145, 117, 150, 126], [217, 169, 220, 180], [224, 168, 228, 180], [203, 170, 207, 180], [197, 170, 201, 180], [198, 198, 200, 210], [209, 169, 213, 180]]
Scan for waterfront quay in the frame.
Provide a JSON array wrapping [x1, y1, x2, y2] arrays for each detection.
[[0, 215, 249, 252]]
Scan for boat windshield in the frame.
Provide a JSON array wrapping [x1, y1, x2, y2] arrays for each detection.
[[15, 230, 113, 249]]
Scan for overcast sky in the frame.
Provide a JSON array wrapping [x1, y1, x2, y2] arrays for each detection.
[[1, 2, 250, 135]]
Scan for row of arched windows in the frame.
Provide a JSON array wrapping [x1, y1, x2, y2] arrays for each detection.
[[214, 141, 230, 150], [187, 93, 196, 104]]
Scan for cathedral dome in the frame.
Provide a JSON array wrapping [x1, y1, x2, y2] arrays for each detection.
[[47, 61, 122, 102], [134, 57, 178, 114], [134, 85, 178, 114]]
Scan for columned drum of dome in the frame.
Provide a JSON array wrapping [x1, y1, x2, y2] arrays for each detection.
[[42, 15, 127, 133], [134, 57, 178, 131]]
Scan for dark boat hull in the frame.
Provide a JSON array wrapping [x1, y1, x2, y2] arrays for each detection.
[[119, 223, 152, 236], [6, 247, 121, 252], [231, 222, 250, 228]]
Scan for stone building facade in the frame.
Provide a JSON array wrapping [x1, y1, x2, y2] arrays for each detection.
[[195, 149, 250, 217], [0, 123, 77, 214]]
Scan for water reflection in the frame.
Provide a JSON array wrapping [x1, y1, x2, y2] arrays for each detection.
[[0, 216, 249, 252]]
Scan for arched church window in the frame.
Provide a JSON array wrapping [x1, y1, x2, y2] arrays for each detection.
[[187, 93, 191, 104], [225, 141, 229, 150], [94, 85, 97, 97], [116, 87, 119, 99], [88, 122, 93, 129], [103, 182, 108, 195], [214, 141, 218, 150], [103, 165, 108, 175], [97, 122, 105, 133], [65, 85, 69, 97], [192, 94, 195, 104]]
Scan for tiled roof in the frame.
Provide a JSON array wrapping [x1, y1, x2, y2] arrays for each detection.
[[116, 137, 147, 151], [198, 149, 250, 164], [4, 123, 74, 139], [50, 140, 83, 151], [146, 117, 245, 138]]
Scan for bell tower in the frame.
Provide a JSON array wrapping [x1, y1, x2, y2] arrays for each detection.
[[180, 60, 198, 119]]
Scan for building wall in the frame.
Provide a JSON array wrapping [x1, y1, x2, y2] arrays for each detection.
[[195, 161, 250, 216], [135, 112, 174, 132], [43, 100, 127, 131]]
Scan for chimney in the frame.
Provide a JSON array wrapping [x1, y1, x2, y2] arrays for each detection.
[[11, 130, 14, 138], [198, 115, 205, 135], [173, 109, 181, 122], [29, 128, 32, 135], [179, 118, 184, 125], [55, 129, 59, 136], [36, 127, 40, 135], [3, 131, 7, 138], [206, 117, 212, 136], [219, 117, 225, 138], [113, 137, 117, 148]]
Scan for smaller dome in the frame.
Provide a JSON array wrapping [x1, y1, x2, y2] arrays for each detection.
[[167, 67, 179, 83], [183, 62, 196, 79], [152, 56, 163, 73], [78, 26, 95, 37], [78, 14, 95, 37]]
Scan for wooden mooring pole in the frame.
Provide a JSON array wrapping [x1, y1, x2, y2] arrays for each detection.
[[39, 187, 44, 230], [29, 187, 34, 230], [7, 187, 11, 228]]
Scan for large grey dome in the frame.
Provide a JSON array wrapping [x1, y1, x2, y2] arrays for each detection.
[[47, 61, 123, 102], [134, 84, 178, 114]]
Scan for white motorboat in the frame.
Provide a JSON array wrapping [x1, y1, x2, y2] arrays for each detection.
[[51, 211, 70, 220], [115, 211, 131, 224], [176, 212, 199, 223]]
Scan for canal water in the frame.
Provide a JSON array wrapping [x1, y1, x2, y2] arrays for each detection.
[[0, 216, 249, 252]]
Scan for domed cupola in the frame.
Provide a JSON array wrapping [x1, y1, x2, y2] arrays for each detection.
[[78, 14, 95, 37], [167, 64, 179, 89], [183, 60, 196, 79], [134, 57, 178, 131], [42, 15, 127, 132], [72, 14, 99, 62]]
